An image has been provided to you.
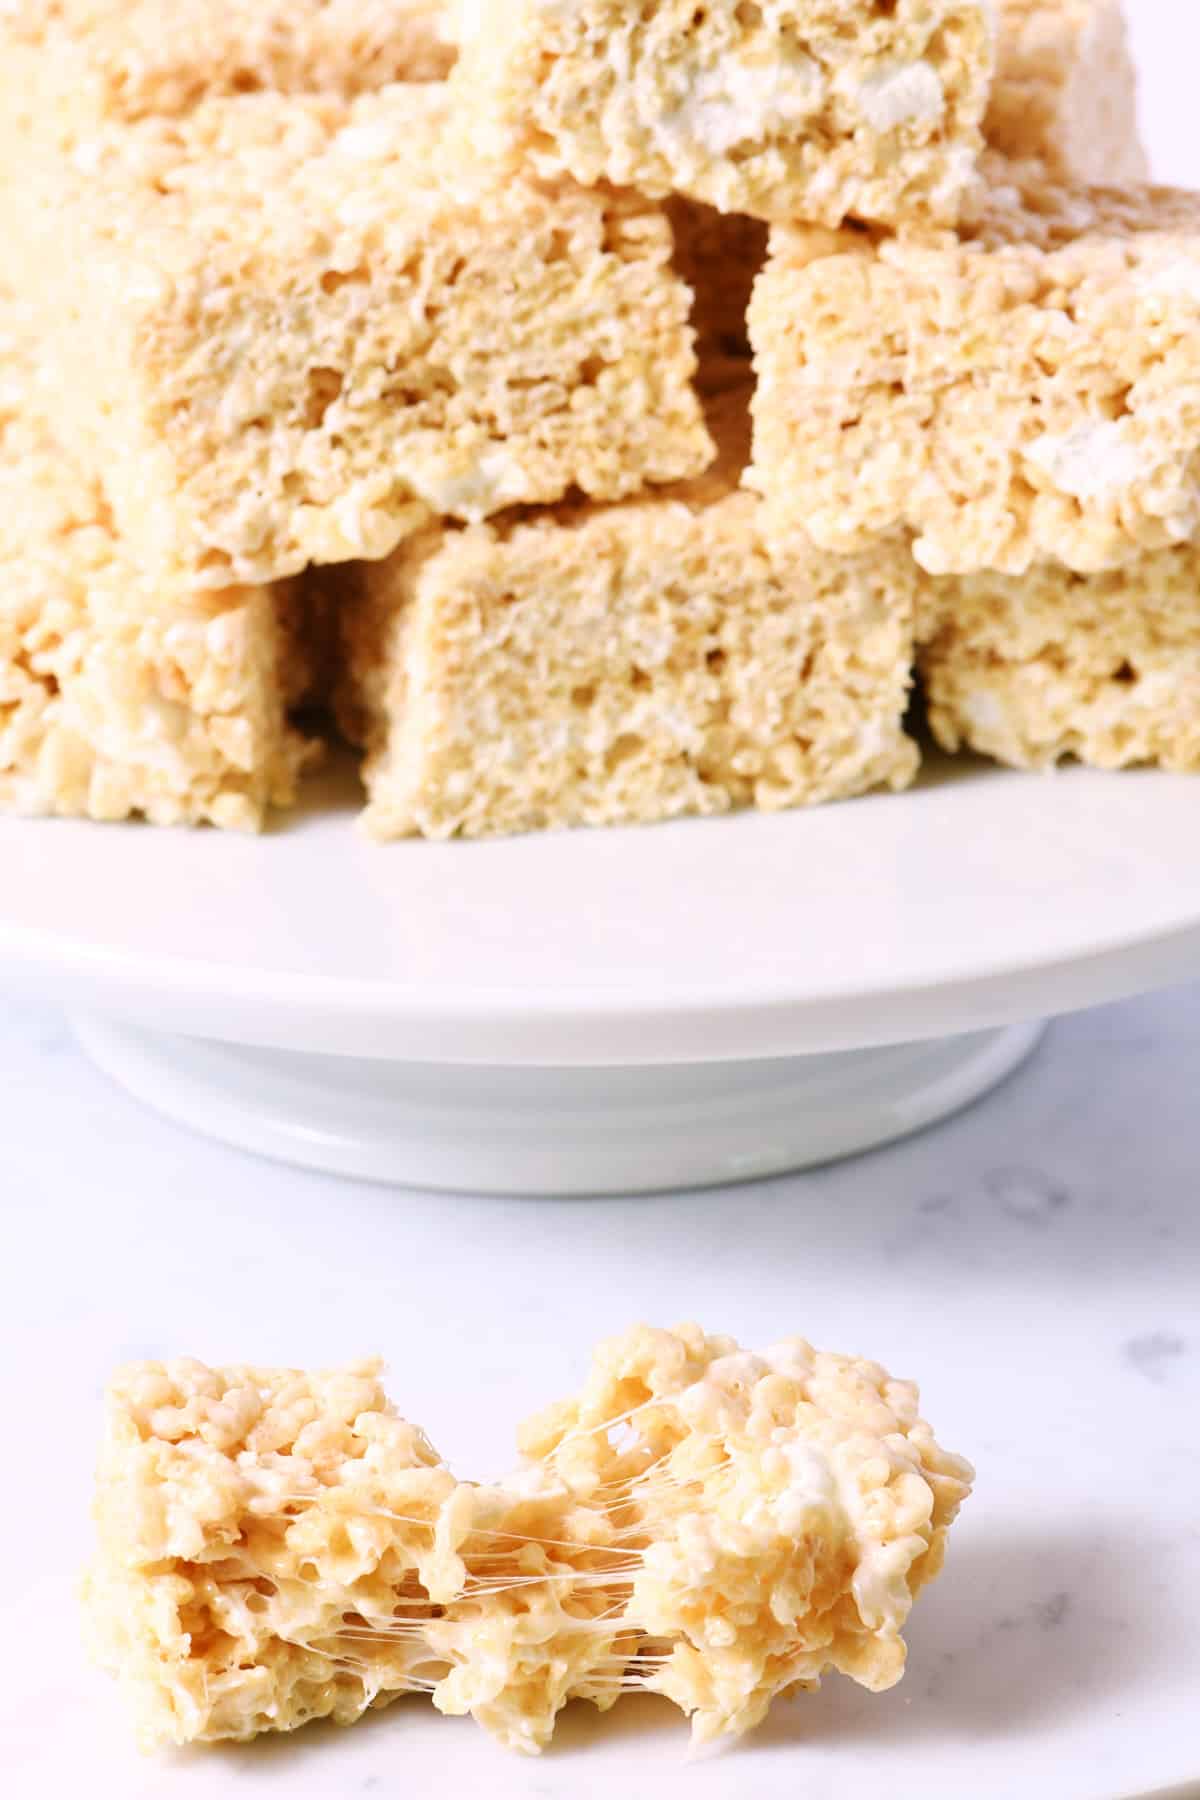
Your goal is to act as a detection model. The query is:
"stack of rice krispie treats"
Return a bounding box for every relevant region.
[2,0,1188,841]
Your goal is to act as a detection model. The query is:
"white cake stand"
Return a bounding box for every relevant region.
[4,754,1199,1194]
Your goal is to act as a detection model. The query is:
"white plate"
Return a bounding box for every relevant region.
[2,754,1198,1193]
[2,754,1199,1064]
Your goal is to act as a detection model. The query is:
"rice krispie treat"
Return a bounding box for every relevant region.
[0,319,314,831]
[517,1324,975,1744]
[659,2,1143,363]
[987,0,1147,184]
[0,83,709,589]
[85,1331,973,1754]
[2,1,453,133]
[427,1322,975,1748]
[749,168,1200,576]
[84,1354,645,1755]
[419,1475,649,1754]
[447,0,996,228]
[920,548,1200,772]
[338,386,918,841]
[82,1358,471,1746]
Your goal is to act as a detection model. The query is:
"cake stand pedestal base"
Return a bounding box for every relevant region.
[74,1014,1044,1196]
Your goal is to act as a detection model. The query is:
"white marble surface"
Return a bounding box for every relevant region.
[1,984,1198,1800]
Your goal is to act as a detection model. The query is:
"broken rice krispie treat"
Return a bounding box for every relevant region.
[448,0,996,228]
[0,82,710,588]
[338,385,918,840]
[749,168,1200,576]
[84,1328,973,1754]
[986,0,1147,184]
[516,1324,975,1744]
[82,1358,469,1745]
[920,546,1200,773]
